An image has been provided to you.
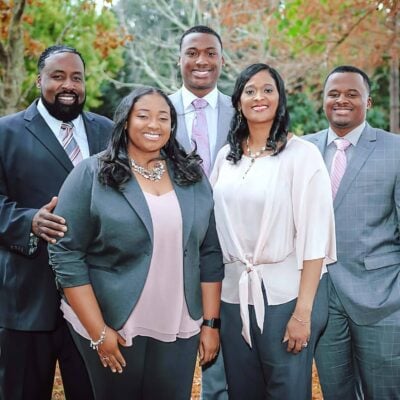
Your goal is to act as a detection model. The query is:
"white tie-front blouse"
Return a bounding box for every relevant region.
[210,135,336,345]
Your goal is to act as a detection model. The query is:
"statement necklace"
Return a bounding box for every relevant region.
[242,137,268,179]
[246,136,268,160]
[130,158,166,181]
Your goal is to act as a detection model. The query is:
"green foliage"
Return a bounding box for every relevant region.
[366,107,389,130]
[367,64,391,131]
[21,0,125,110]
[287,92,327,135]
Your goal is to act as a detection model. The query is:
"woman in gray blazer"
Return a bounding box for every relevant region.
[48,86,223,400]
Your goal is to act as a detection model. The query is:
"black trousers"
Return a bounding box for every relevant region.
[0,317,93,400]
[70,328,199,400]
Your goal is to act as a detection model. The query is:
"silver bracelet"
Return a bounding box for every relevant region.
[291,314,310,325]
[90,325,107,350]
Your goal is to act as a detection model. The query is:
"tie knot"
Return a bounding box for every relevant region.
[192,98,208,110]
[61,122,74,130]
[334,138,351,151]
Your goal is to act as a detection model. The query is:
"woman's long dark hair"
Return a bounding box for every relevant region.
[98,86,202,189]
[227,63,290,163]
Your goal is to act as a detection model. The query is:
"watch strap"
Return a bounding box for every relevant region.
[202,318,221,329]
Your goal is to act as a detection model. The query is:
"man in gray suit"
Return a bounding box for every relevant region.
[304,65,400,400]
[170,25,233,400]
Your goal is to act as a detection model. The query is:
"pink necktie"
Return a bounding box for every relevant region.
[330,138,351,199]
[60,122,83,166]
[192,98,211,176]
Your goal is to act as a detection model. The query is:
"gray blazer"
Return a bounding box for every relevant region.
[304,123,400,325]
[169,89,234,168]
[48,156,223,330]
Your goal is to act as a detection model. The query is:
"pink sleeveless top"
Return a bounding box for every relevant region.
[62,190,202,346]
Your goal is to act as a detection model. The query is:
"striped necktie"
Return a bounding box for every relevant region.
[192,98,211,177]
[60,122,83,166]
[330,138,351,199]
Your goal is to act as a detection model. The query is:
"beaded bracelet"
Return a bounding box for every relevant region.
[90,325,107,350]
[291,314,310,325]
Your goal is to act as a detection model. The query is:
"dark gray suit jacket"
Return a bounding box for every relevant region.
[0,100,113,330]
[169,89,234,168]
[304,124,400,324]
[48,156,223,330]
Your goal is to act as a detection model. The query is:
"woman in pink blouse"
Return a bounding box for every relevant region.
[49,87,223,399]
[210,63,336,399]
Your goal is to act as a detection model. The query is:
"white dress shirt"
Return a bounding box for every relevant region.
[324,122,366,172]
[181,85,219,160]
[37,99,90,159]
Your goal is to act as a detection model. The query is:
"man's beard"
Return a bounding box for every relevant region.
[41,93,85,122]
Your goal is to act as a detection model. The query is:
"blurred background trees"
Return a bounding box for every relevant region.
[0,0,127,114]
[1,0,398,134]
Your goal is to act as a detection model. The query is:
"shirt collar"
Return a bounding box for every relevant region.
[181,86,219,111]
[37,98,83,132]
[327,121,366,147]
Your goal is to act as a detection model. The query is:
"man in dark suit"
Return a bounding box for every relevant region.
[170,25,233,400]
[304,65,400,400]
[0,45,113,400]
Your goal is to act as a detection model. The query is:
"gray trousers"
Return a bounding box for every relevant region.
[201,348,228,400]
[221,274,328,400]
[70,327,199,400]
[315,275,400,400]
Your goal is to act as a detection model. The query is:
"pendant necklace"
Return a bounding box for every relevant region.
[130,158,166,181]
[242,137,268,179]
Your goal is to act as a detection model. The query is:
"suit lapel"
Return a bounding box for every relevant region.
[83,113,102,155]
[214,93,232,164]
[24,102,73,173]
[173,90,191,152]
[121,177,154,242]
[170,163,194,249]
[174,184,194,250]
[121,162,194,249]
[309,130,328,156]
[334,126,376,209]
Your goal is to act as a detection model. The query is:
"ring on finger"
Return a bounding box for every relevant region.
[301,342,308,348]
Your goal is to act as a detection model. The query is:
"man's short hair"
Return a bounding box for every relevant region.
[179,25,223,51]
[324,65,371,94]
[37,45,85,73]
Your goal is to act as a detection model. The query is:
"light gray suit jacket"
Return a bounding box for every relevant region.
[169,89,234,168]
[48,155,223,330]
[304,123,400,325]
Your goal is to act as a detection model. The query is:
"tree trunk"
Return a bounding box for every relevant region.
[389,9,399,133]
[0,0,26,116]
[390,54,399,134]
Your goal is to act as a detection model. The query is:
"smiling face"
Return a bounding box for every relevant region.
[37,51,86,121]
[179,32,224,97]
[126,93,172,162]
[239,69,279,127]
[324,72,371,137]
